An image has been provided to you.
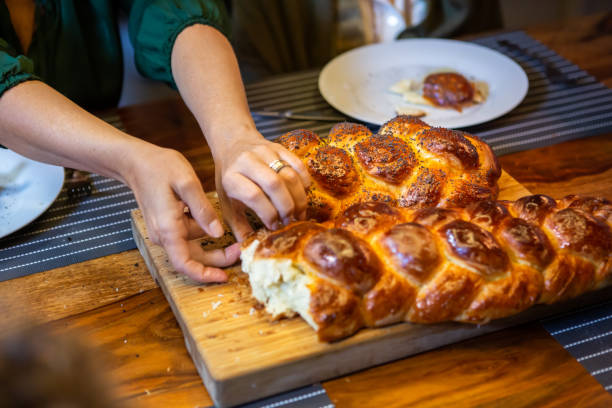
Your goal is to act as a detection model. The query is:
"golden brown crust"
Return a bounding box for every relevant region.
[466,200,510,229]
[418,127,479,170]
[334,201,404,236]
[439,220,509,278]
[363,273,415,327]
[354,133,416,185]
[280,116,501,220]
[303,228,382,295]
[245,116,612,341]
[309,281,364,342]
[256,222,324,258]
[277,129,322,157]
[242,194,612,342]
[546,208,611,262]
[328,122,372,146]
[308,145,359,198]
[379,115,430,137]
[512,194,557,225]
[380,223,440,284]
[410,265,482,323]
[399,168,446,208]
[499,218,555,269]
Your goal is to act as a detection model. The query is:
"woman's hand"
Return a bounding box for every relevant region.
[125,145,240,282]
[170,24,310,241]
[215,132,311,242]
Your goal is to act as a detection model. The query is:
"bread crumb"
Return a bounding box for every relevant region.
[202,311,209,318]
[233,313,239,318]
[249,307,256,315]
[211,301,222,310]
[395,106,426,117]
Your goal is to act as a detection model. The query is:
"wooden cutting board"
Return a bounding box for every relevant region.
[130,171,610,407]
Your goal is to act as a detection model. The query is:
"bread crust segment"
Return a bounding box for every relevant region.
[241,195,612,342]
[278,116,501,222]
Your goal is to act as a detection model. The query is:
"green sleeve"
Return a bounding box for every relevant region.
[127,0,231,89]
[0,38,39,98]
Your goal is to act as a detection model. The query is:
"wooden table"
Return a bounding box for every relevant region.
[1,12,611,408]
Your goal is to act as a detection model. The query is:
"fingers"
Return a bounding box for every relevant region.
[239,156,297,224]
[189,241,241,268]
[184,217,206,240]
[222,200,255,242]
[277,165,308,221]
[224,172,281,230]
[276,148,311,189]
[174,175,224,238]
[161,231,240,283]
[131,147,236,283]
[227,149,309,225]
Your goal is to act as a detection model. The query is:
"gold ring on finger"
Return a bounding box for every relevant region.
[269,159,289,173]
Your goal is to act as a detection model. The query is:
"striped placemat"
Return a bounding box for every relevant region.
[0,29,610,402]
[0,170,138,282]
[3,30,610,281]
[542,301,612,393]
[247,31,612,157]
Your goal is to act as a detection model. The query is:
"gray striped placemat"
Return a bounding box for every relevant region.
[0,29,610,402]
[542,301,612,393]
[3,30,610,281]
[247,31,612,157]
[0,171,138,282]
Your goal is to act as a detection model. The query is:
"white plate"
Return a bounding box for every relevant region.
[318,38,529,128]
[0,149,64,239]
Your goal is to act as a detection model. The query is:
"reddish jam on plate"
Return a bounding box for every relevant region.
[422,72,474,111]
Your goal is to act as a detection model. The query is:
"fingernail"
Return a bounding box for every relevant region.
[209,220,224,238]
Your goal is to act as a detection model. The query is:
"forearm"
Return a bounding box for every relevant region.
[171,24,258,158]
[0,80,148,184]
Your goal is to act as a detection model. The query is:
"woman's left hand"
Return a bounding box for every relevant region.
[214,132,311,242]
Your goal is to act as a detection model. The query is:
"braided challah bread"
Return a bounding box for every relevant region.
[277,115,501,221]
[241,194,612,342]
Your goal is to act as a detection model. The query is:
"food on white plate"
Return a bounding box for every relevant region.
[390,72,489,112]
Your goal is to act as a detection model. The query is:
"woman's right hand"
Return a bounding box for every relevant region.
[124,145,240,283]
[213,131,311,242]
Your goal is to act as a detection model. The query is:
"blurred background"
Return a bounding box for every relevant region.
[118,0,612,107]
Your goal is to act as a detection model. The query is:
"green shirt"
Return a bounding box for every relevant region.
[0,0,230,110]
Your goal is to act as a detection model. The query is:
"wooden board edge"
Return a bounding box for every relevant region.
[130,211,158,286]
[130,210,222,402]
[210,285,612,406]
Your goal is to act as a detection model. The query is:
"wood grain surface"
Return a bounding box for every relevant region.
[0,12,611,408]
[129,175,545,407]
